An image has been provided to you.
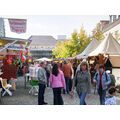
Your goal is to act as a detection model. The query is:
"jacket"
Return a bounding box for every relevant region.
[62,64,72,78]
[49,70,66,89]
[73,70,91,94]
[94,72,111,90]
[37,67,47,85]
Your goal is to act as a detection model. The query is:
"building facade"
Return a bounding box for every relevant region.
[57,35,67,41]
[28,35,57,58]
[99,15,120,39]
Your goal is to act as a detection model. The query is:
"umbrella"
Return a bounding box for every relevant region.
[35,57,52,62]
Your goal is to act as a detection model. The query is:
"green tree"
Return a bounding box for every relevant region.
[67,27,91,57]
[52,26,91,59]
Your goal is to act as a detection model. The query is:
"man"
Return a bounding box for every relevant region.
[94,65,111,105]
[38,61,48,105]
[62,61,72,94]
[44,62,50,87]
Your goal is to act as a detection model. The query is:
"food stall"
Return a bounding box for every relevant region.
[0,37,32,90]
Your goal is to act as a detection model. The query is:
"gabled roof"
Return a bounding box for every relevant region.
[102,18,120,33]
[89,33,120,56]
[29,35,57,46]
[75,39,99,58]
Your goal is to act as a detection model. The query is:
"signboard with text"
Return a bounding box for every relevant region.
[8,19,27,34]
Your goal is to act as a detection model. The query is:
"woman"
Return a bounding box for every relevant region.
[49,63,66,105]
[72,61,91,105]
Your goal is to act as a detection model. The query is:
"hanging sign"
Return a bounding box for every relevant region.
[8,19,27,34]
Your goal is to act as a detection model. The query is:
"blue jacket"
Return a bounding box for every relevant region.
[94,72,111,90]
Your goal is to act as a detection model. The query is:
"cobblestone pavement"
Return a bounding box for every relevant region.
[0,77,120,105]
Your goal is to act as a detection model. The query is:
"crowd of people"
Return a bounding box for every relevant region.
[34,60,117,105]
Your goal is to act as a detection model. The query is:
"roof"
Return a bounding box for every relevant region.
[102,18,120,33]
[89,33,120,56]
[0,37,32,48]
[75,39,99,58]
[29,35,57,46]
[0,37,30,42]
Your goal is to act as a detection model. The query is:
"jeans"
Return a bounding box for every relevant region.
[79,92,87,105]
[98,88,106,105]
[53,88,63,105]
[69,78,73,91]
[65,77,70,93]
[38,83,46,105]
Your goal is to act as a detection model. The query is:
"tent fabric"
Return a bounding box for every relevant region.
[89,33,120,56]
[75,39,99,58]
[109,56,120,68]
[35,57,52,62]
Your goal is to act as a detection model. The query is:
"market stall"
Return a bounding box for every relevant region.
[88,33,120,85]
[76,39,100,59]
[0,37,32,91]
[35,57,52,62]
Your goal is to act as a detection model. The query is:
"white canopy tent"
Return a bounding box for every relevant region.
[35,57,52,62]
[75,39,99,59]
[89,33,120,56]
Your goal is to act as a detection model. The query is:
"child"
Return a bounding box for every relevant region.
[105,87,117,105]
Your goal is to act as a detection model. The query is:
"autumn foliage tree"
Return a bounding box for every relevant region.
[52,26,91,59]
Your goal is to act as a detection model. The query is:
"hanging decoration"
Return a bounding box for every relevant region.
[7,57,12,65]
[4,43,27,65]
[19,42,26,63]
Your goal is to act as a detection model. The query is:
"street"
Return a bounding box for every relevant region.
[0,77,120,105]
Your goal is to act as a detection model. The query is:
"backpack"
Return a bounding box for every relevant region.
[95,72,108,82]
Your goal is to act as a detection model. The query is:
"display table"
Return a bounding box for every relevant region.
[24,66,40,89]
[24,73,30,89]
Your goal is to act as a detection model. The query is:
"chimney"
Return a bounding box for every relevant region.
[109,15,112,23]
[100,20,109,28]
[113,15,117,22]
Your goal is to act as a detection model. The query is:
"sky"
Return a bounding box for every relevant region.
[1,15,109,39]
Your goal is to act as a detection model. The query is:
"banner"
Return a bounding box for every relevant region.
[0,18,5,37]
[8,19,27,34]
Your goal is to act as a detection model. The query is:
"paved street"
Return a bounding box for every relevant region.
[0,77,120,105]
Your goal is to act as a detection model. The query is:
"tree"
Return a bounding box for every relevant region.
[52,26,91,59]
[92,23,104,41]
[67,27,91,57]
[52,40,66,59]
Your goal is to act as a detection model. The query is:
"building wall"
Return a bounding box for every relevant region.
[30,49,52,58]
